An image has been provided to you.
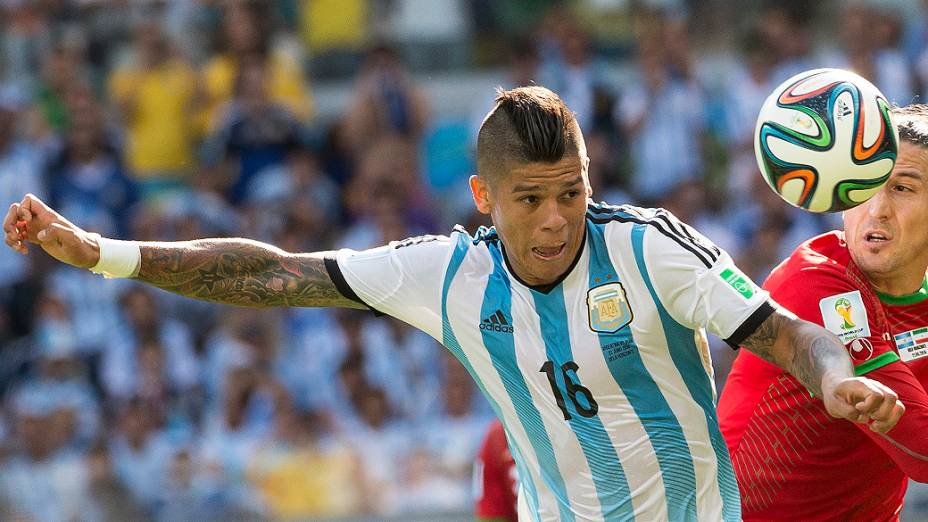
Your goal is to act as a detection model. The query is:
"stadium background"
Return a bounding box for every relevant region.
[0,0,927,520]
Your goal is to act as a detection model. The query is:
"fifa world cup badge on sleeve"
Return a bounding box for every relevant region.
[587,282,632,333]
[819,291,871,343]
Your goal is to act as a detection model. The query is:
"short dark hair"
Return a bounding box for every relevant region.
[893,104,928,148]
[476,86,584,184]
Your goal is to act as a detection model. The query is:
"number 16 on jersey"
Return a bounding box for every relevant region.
[541,360,599,420]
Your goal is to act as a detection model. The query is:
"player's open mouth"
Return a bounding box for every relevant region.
[864,231,891,244]
[532,244,565,260]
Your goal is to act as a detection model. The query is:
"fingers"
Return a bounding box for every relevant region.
[11,194,46,233]
[2,203,26,238]
[828,400,865,423]
[16,194,37,225]
[4,235,27,254]
[20,193,42,221]
[5,222,73,258]
[827,377,905,429]
[863,385,899,418]
[4,194,53,255]
[869,401,906,434]
[3,203,28,254]
[846,379,904,433]
[2,203,17,234]
[17,201,31,225]
[854,390,885,416]
[857,381,903,433]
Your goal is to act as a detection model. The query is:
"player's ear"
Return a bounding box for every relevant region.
[582,156,593,199]
[470,175,492,215]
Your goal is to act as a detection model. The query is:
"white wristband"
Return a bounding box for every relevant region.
[88,233,141,279]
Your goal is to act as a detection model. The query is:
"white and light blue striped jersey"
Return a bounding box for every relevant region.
[328,202,775,522]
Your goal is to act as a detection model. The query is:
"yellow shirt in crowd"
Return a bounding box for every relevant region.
[301,0,368,52]
[251,445,361,518]
[108,59,197,178]
[198,52,314,135]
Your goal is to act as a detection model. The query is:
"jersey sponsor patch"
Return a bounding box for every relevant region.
[719,267,756,300]
[819,290,871,343]
[894,326,928,362]
[587,282,632,333]
[847,337,874,362]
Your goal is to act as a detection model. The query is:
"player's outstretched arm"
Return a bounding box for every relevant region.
[3,194,366,309]
[742,307,905,433]
[135,241,365,308]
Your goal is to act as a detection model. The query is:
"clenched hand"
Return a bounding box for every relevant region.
[3,193,100,268]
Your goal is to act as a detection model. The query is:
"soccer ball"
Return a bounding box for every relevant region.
[754,68,899,213]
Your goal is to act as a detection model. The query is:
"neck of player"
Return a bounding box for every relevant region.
[868,268,928,298]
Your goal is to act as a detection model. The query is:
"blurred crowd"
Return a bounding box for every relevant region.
[0,0,927,520]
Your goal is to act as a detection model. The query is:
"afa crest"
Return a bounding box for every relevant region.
[587,282,633,333]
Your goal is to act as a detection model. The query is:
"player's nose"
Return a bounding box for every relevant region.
[539,201,568,232]
[865,189,892,220]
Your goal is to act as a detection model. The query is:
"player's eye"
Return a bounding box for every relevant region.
[562,190,581,200]
[520,195,539,205]
[892,184,913,193]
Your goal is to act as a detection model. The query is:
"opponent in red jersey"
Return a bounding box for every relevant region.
[474,420,517,522]
[719,105,928,522]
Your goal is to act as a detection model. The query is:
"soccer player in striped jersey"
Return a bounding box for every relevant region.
[718,104,928,521]
[4,86,904,521]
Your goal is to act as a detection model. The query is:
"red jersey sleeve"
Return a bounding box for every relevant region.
[851,361,928,482]
[474,421,518,522]
[720,254,900,453]
[765,263,900,375]
[767,255,928,482]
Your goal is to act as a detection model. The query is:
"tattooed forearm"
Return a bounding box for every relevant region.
[133,239,365,309]
[799,335,855,396]
[739,310,786,365]
[742,309,854,396]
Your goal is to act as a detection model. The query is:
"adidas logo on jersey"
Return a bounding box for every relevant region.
[479,309,514,334]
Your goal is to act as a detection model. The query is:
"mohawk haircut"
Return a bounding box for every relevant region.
[476,86,584,184]
[893,104,928,148]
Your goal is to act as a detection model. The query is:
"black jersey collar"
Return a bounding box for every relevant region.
[500,229,587,295]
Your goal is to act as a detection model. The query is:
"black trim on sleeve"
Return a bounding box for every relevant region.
[724,301,776,349]
[323,253,384,316]
[587,206,716,269]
